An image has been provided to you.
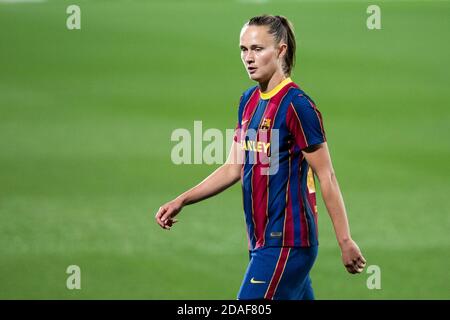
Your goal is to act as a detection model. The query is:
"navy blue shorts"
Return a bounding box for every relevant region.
[237,246,318,300]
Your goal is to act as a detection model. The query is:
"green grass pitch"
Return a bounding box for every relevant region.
[0,0,449,299]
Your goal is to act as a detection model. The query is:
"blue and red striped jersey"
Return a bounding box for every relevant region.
[233,78,326,250]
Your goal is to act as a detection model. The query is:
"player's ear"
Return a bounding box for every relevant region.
[278,42,288,58]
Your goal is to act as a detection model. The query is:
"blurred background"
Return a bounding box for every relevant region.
[0,0,449,299]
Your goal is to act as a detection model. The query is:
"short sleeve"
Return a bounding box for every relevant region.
[286,93,326,150]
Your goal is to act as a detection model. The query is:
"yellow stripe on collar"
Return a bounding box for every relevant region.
[259,77,293,100]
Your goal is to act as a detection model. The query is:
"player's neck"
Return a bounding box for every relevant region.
[258,73,288,94]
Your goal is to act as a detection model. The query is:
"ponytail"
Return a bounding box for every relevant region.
[246,15,297,76]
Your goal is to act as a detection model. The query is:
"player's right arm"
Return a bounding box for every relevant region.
[155,140,243,230]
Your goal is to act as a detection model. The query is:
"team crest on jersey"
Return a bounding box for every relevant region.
[259,118,271,130]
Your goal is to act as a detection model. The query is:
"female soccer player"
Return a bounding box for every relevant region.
[155,15,366,300]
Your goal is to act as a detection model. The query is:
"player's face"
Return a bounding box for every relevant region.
[240,25,282,83]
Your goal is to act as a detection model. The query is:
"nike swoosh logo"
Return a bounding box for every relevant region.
[250,277,266,284]
[241,119,249,125]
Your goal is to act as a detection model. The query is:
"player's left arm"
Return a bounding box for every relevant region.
[286,93,366,274]
[302,143,366,274]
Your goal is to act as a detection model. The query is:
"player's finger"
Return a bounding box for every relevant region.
[348,259,361,274]
[161,209,175,224]
[359,255,367,265]
[353,265,364,273]
[353,258,365,273]
[155,207,167,228]
[155,208,165,227]
[356,262,365,270]
[357,257,366,269]
[158,219,166,228]
[345,262,356,274]
[164,218,179,230]
[155,206,165,220]
[163,223,172,230]
[347,266,357,274]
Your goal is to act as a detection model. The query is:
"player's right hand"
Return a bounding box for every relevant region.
[155,199,183,230]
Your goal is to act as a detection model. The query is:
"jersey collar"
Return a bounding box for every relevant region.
[259,77,293,100]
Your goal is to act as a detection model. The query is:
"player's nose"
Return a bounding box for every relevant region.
[244,51,255,63]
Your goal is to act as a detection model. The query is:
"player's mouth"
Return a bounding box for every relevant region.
[247,67,257,74]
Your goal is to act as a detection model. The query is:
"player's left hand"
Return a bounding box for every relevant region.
[340,239,366,274]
